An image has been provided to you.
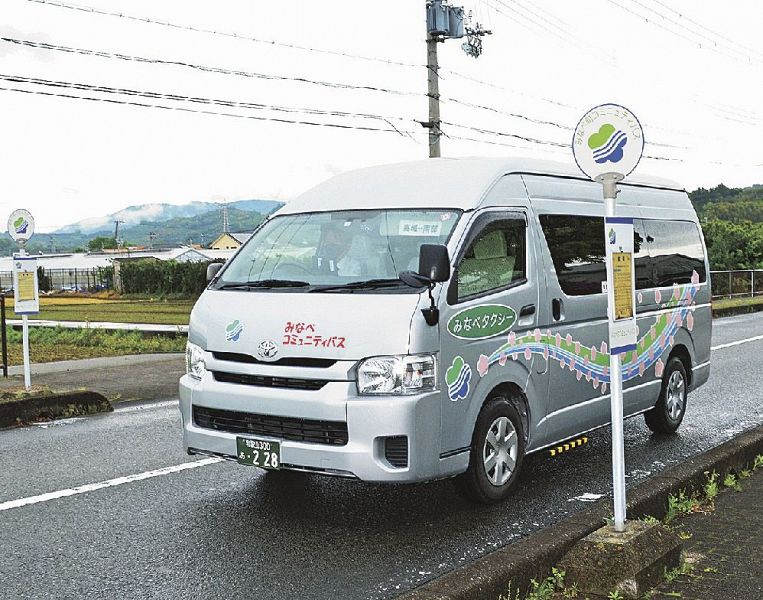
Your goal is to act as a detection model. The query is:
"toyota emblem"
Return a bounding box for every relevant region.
[257,340,279,361]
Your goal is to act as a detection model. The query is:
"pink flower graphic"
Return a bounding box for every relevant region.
[477,354,489,377]
[575,341,581,353]
[576,369,582,381]
[498,353,507,366]
[508,331,516,345]
[669,335,675,346]
[570,360,576,371]
[602,383,608,394]
[603,366,609,376]
[560,358,566,369]
[655,358,665,377]
[600,341,608,354]
[534,328,542,342]
[691,270,700,285]
[639,362,645,376]
[543,347,549,360]
[676,314,683,327]
[584,356,590,366]
[673,286,681,301]
[655,289,662,303]
[591,346,597,360]
[650,325,656,341]
[593,377,599,389]
[649,347,655,360]
[586,371,591,382]
[555,333,562,346]
[566,334,573,346]
[524,348,532,360]
[687,312,694,331]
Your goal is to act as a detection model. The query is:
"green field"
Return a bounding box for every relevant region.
[3,297,194,325]
[4,327,185,366]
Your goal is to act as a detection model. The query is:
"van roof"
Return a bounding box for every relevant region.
[278,157,684,215]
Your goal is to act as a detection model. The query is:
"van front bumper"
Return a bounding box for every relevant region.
[179,374,466,483]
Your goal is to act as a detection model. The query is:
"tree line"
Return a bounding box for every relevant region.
[690,184,763,271]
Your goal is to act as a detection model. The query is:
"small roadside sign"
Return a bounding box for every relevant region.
[13,256,40,315]
[7,209,35,244]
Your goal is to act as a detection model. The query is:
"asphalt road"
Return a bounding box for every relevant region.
[2,313,763,600]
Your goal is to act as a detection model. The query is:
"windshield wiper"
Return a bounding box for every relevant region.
[217,279,310,290]
[309,278,407,293]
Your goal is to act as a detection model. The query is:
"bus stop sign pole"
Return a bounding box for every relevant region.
[572,105,644,533]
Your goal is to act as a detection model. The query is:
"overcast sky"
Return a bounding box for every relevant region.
[1,0,762,232]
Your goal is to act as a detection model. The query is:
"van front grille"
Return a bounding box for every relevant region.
[193,406,349,446]
[212,371,328,391]
[211,352,337,368]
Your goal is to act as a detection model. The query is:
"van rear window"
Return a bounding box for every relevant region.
[539,215,706,296]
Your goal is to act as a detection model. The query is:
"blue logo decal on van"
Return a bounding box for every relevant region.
[608,227,616,244]
[225,319,243,342]
[446,356,472,401]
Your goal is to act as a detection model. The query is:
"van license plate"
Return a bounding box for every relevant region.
[236,437,281,470]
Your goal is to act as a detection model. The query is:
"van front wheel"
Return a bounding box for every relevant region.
[644,357,688,434]
[454,396,525,504]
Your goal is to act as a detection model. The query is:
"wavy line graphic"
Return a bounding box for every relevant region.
[476,272,702,393]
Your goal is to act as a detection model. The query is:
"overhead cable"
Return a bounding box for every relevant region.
[25,0,421,68]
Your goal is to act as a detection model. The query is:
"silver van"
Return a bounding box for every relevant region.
[179,158,711,503]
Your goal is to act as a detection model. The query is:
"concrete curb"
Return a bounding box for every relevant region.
[0,391,112,428]
[397,424,763,600]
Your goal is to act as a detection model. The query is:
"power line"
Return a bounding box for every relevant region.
[0,73,413,132]
[648,0,763,61]
[0,36,423,98]
[25,0,421,68]
[604,0,762,66]
[0,83,416,136]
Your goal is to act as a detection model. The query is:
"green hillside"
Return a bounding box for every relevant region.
[689,184,763,270]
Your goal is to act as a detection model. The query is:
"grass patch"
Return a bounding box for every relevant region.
[3,296,194,325]
[3,326,185,365]
[712,295,763,310]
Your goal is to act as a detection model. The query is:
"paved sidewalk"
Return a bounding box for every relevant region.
[651,464,763,599]
[0,353,185,403]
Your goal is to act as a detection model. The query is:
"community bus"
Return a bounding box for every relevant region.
[179,158,711,503]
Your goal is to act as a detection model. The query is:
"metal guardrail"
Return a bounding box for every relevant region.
[710,269,763,300]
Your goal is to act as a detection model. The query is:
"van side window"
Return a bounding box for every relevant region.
[539,215,605,296]
[456,219,526,301]
[643,220,707,286]
[633,218,652,290]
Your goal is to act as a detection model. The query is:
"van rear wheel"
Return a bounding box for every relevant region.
[454,396,525,504]
[644,356,688,434]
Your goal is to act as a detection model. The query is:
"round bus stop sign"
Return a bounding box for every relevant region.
[7,209,35,244]
[572,103,644,182]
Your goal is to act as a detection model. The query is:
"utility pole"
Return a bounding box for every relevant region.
[426,33,442,158]
[148,231,156,250]
[423,1,491,158]
[113,219,124,246]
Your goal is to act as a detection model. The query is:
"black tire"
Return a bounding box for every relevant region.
[454,396,525,504]
[644,356,688,434]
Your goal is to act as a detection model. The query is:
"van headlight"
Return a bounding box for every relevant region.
[186,342,207,380]
[357,354,436,395]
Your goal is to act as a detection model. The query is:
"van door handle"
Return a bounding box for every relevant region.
[552,298,563,321]
[519,304,535,317]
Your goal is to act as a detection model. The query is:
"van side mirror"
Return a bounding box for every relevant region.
[206,262,223,282]
[399,244,451,326]
[419,244,450,282]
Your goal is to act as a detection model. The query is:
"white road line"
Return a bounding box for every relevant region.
[0,457,223,512]
[711,333,763,351]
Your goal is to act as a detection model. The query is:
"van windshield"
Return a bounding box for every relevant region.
[214,209,461,292]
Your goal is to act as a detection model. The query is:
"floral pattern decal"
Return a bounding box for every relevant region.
[475,271,702,393]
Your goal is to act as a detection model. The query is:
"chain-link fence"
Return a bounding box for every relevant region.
[0,267,114,293]
[710,270,763,300]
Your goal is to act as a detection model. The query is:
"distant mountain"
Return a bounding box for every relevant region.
[55,199,284,234]
[1,199,284,255]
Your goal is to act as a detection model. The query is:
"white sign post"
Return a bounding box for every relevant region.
[573,104,644,533]
[8,209,38,390]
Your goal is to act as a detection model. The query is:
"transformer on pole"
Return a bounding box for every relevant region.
[423,1,492,158]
